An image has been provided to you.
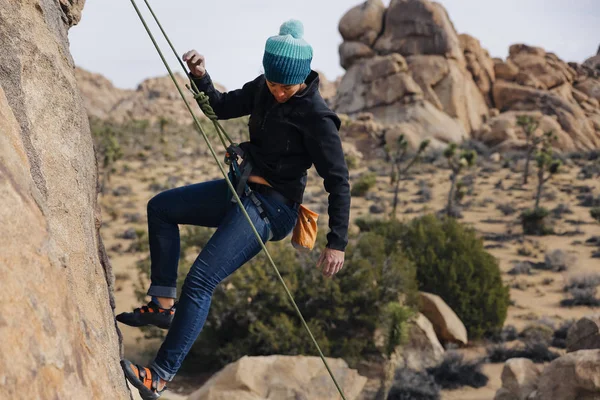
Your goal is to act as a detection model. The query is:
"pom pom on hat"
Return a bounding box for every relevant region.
[279,19,304,39]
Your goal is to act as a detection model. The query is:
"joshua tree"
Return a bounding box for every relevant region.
[387,135,430,218]
[521,132,560,235]
[517,115,545,185]
[533,133,561,209]
[444,143,476,216]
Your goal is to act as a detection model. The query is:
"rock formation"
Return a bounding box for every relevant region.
[478,44,600,151]
[335,0,600,152]
[335,0,489,148]
[0,0,129,398]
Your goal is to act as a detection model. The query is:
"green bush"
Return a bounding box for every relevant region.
[351,172,377,196]
[591,207,600,223]
[179,231,418,372]
[521,207,553,235]
[361,215,509,339]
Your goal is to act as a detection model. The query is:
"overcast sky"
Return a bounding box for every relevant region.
[69,0,600,91]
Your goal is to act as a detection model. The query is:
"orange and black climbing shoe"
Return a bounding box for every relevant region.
[116,301,175,329]
[121,359,166,400]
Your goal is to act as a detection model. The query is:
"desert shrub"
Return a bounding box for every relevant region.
[387,368,440,400]
[560,287,600,307]
[563,274,600,292]
[426,352,488,390]
[578,194,600,207]
[415,180,432,203]
[508,262,532,275]
[486,325,518,344]
[487,338,560,363]
[179,230,419,372]
[519,323,554,345]
[544,249,576,272]
[521,207,553,235]
[497,202,517,216]
[552,203,573,218]
[394,215,509,338]
[351,172,377,196]
[552,320,575,348]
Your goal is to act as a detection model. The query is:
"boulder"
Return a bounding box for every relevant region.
[373,0,465,64]
[508,44,576,90]
[494,59,520,81]
[583,48,600,73]
[338,0,385,46]
[339,41,376,70]
[535,350,600,400]
[567,315,600,353]
[418,292,468,345]
[187,355,367,400]
[0,0,128,398]
[575,77,600,103]
[334,55,422,116]
[396,313,445,371]
[494,358,540,400]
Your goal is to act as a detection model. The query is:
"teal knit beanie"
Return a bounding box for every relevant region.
[263,20,313,85]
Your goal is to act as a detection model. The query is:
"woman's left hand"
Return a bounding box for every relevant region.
[317,248,345,278]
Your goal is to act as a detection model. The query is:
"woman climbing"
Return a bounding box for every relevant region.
[117,19,350,399]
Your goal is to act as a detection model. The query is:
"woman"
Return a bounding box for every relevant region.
[118,19,350,399]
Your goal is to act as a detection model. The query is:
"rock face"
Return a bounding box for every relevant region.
[459,33,495,106]
[187,355,367,400]
[0,0,128,398]
[534,350,600,400]
[475,44,600,151]
[418,292,468,345]
[494,358,540,400]
[567,314,600,353]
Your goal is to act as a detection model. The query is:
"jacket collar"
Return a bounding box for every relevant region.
[294,70,319,99]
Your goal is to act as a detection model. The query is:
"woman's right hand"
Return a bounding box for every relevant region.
[182,50,206,78]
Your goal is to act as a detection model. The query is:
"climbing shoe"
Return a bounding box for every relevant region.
[116,301,175,329]
[121,359,166,400]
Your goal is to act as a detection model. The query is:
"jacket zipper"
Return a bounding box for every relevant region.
[261,103,279,131]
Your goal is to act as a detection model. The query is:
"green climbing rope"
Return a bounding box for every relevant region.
[128,1,348,399]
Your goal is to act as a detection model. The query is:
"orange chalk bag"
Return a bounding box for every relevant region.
[291,205,319,251]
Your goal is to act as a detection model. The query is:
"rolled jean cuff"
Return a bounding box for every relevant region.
[149,360,175,382]
[147,285,177,299]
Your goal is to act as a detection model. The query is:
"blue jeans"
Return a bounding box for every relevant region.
[144,179,298,381]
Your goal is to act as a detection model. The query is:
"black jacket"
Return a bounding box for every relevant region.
[191,70,350,251]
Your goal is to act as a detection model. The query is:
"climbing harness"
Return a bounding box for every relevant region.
[127,1,348,398]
